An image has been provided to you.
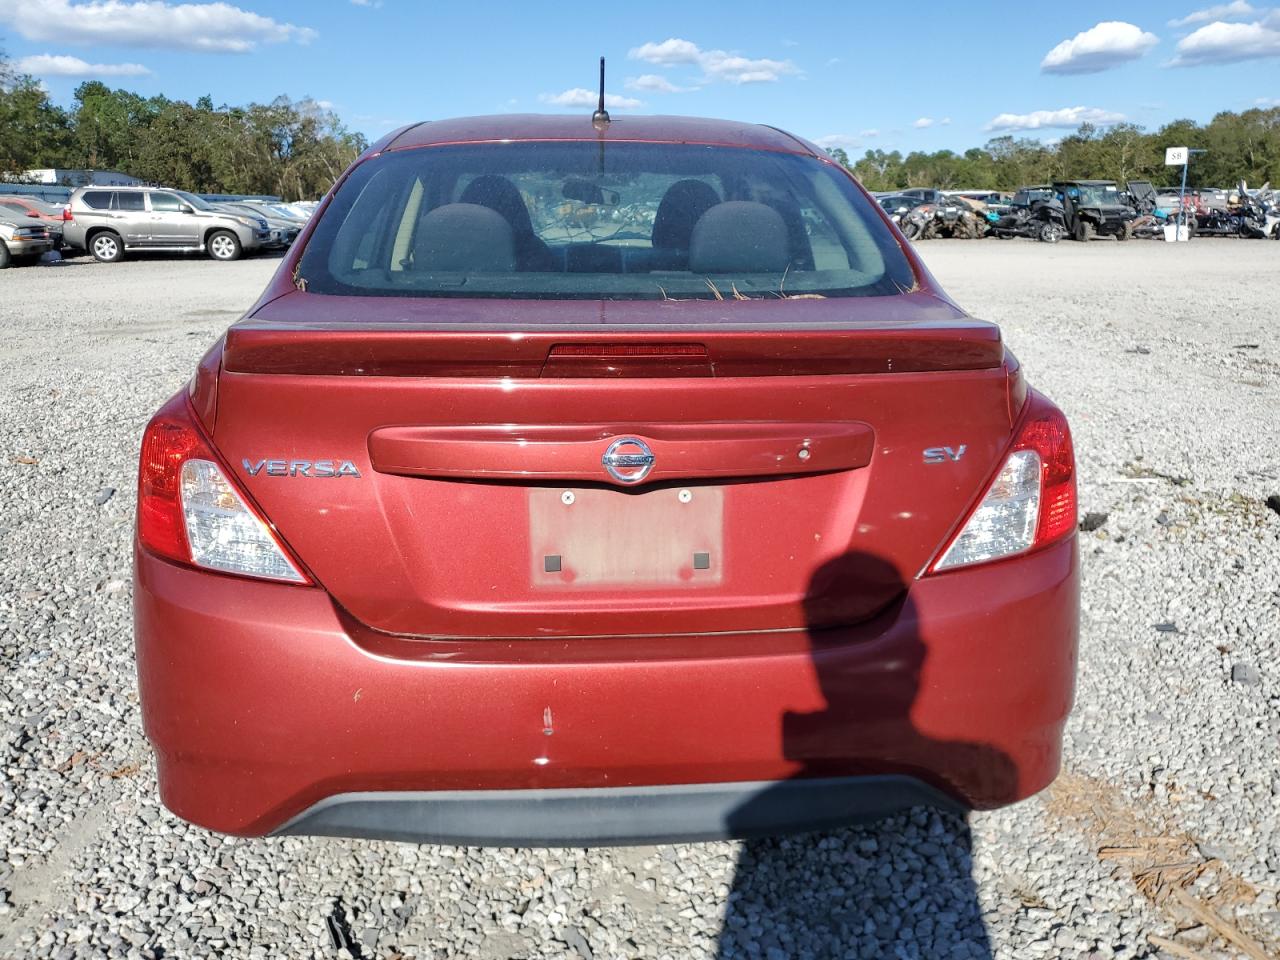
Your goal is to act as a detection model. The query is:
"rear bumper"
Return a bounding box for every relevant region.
[276,777,963,846]
[134,537,1078,844]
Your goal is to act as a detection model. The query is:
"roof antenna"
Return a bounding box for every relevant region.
[592,56,611,129]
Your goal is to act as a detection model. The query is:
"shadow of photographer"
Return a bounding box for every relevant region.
[717,551,1017,959]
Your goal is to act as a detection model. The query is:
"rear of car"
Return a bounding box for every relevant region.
[134,116,1078,845]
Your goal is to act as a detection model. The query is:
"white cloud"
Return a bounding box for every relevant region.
[629,38,703,65]
[860,128,880,137]
[625,74,689,93]
[350,0,382,5]
[985,106,1127,131]
[1041,21,1158,74]
[912,117,936,128]
[13,52,150,76]
[812,134,861,151]
[628,37,798,84]
[1255,95,1280,105]
[1169,14,1280,65]
[538,88,643,110]
[1168,2,1255,27]
[314,99,334,109]
[0,0,317,53]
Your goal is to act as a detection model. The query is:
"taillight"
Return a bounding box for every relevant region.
[61,205,73,221]
[137,395,309,584]
[930,391,1076,572]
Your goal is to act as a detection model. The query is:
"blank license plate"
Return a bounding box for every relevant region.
[529,486,723,586]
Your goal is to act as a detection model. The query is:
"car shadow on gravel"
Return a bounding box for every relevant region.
[717,554,1012,960]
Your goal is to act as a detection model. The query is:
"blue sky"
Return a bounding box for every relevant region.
[2,0,1278,155]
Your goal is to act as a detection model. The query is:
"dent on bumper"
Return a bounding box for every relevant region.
[134,538,1079,840]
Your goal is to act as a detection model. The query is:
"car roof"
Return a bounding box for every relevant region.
[373,114,821,156]
[74,185,156,193]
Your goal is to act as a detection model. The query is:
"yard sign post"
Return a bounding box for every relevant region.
[1165,146,1207,239]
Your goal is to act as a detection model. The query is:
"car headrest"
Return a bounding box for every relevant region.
[652,179,721,251]
[459,175,536,237]
[689,201,790,274]
[413,203,515,272]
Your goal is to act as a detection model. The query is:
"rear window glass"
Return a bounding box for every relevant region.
[299,142,914,301]
[115,192,146,211]
[81,191,111,210]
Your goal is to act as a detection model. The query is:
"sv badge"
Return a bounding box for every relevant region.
[923,445,967,464]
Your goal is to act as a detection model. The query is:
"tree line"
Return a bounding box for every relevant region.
[827,107,1280,193]
[0,52,367,200]
[4,49,1279,198]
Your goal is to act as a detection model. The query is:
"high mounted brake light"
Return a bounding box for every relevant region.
[930,391,1076,572]
[138,395,310,584]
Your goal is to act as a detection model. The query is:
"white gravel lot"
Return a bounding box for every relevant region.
[0,240,1277,960]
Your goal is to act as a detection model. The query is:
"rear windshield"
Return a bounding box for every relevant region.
[298,142,914,301]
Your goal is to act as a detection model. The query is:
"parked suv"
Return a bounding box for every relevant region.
[134,113,1079,846]
[63,186,269,262]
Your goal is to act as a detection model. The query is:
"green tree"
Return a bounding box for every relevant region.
[0,51,73,171]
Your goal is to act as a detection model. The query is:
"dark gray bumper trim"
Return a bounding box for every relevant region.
[272,776,965,847]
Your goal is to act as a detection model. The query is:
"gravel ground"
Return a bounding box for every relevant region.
[1,241,1277,960]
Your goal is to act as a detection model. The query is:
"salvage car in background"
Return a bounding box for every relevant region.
[0,217,53,267]
[0,195,68,251]
[877,193,930,226]
[63,186,270,262]
[134,112,1079,847]
[212,201,304,250]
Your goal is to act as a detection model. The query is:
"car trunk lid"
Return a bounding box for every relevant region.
[210,291,1017,639]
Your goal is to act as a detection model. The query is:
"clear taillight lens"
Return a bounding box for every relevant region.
[934,451,1041,570]
[930,391,1076,573]
[138,394,309,585]
[180,459,306,582]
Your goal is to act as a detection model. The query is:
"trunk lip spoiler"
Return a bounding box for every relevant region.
[222,294,1004,377]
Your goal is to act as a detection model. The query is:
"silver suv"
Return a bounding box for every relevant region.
[63,186,270,262]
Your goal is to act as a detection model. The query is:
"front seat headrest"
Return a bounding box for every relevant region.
[689,201,790,274]
[652,179,721,250]
[459,175,537,237]
[413,203,515,272]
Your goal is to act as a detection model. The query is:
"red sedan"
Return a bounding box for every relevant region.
[134,113,1078,845]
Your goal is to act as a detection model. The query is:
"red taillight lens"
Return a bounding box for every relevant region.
[61,205,73,221]
[1016,404,1076,546]
[138,400,209,563]
[137,394,310,584]
[930,391,1076,573]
